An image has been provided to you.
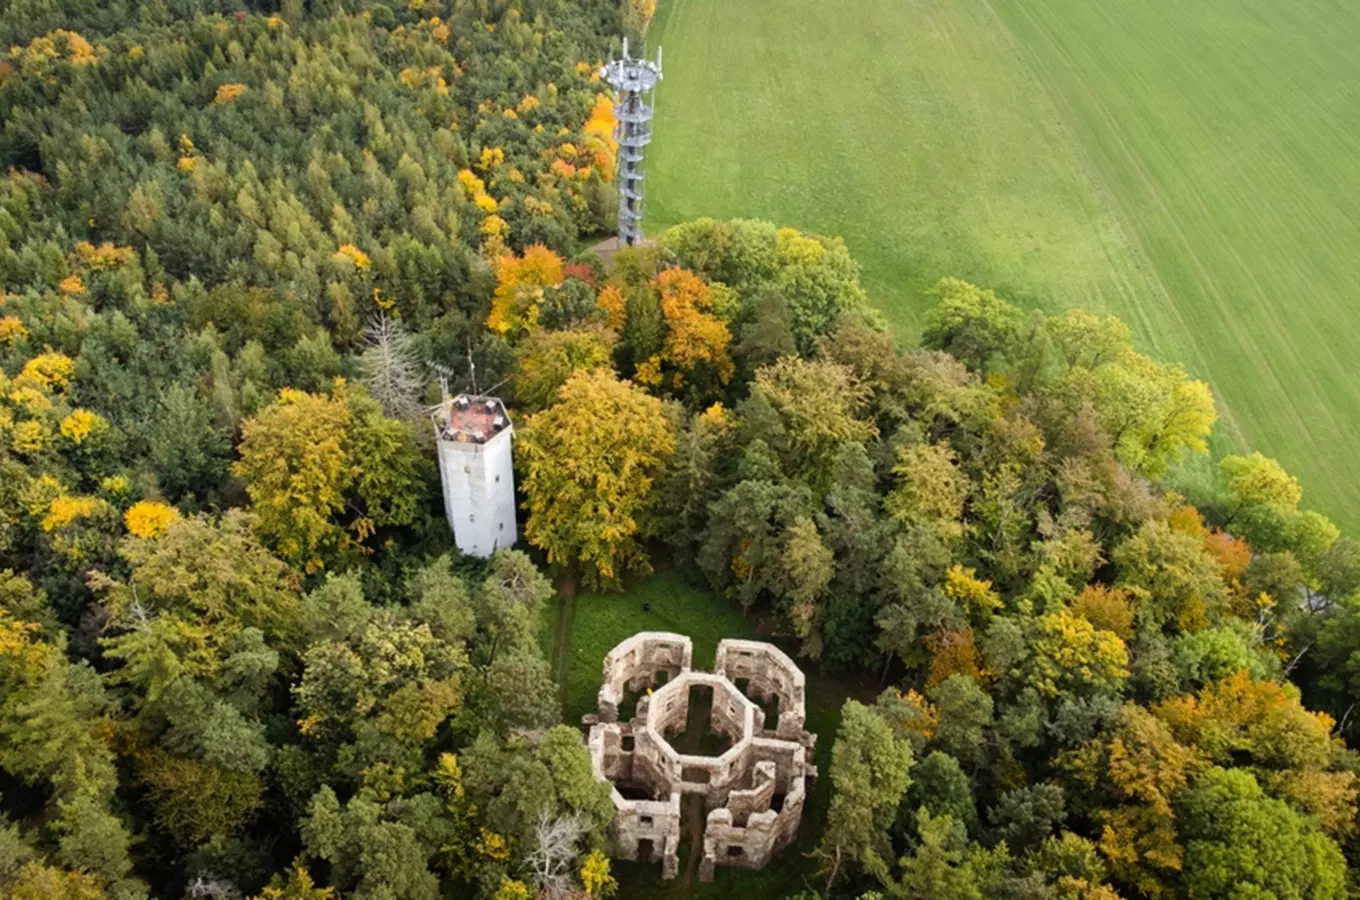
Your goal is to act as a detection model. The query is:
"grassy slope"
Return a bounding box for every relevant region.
[646,0,1360,533]
[544,571,870,897]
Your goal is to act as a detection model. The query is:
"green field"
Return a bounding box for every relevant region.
[646,0,1360,534]
[543,572,872,895]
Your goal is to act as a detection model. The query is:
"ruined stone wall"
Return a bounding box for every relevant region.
[596,632,692,723]
[631,712,680,794]
[715,639,809,742]
[586,633,816,882]
[726,760,777,826]
[642,678,692,739]
[588,721,682,878]
[610,793,682,880]
[708,676,753,745]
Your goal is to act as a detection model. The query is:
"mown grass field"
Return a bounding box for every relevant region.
[646,0,1360,534]
[542,571,873,896]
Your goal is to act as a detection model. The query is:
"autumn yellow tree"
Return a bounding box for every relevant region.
[1072,584,1135,641]
[1220,451,1302,518]
[943,563,1002,621]
[1057,347,1216,477]
[1063,705,1207,897]
[232,384,423,570]
[926,626,983,688]
[622,0,658,36]
[517,369,674,588]
[512,326,616,411]
[635,267,734,399]
[886,441,969,539]
[234,388,352,569]
[581,93,618,182]
[1029,609,1130,698]
[487,245,565,336]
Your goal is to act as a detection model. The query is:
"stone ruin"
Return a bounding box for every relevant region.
[582,632,817,881]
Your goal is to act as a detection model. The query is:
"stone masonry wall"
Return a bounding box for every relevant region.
[595,631,692,724]
[585,634,817,882]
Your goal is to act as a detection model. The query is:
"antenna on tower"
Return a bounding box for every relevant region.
[466,339,479,396]
[429,362,460,410]
[600,37,663,246]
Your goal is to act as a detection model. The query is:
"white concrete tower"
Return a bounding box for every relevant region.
[431,394,517,558]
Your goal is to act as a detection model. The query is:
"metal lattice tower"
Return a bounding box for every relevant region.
[600,38,663,246]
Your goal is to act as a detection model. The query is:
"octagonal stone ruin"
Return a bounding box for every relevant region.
[583,632,817,882]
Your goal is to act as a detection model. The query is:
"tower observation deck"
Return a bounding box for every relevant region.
[600,38,662,247]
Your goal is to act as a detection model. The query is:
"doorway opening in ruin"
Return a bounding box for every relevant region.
[637,838,654,864]
[618,670,671,722]
[733,677,780,729]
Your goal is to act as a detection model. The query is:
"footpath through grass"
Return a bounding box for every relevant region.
[544,570,870,898]
[647,0,1360,533]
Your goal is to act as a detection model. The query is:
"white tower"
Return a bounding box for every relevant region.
[432,394,517,558]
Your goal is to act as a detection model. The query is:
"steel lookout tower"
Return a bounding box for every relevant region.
[600,38,663,246]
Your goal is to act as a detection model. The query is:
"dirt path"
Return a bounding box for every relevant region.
[680,793,704,886]
[549,573,578,708]
[673,686,715,886]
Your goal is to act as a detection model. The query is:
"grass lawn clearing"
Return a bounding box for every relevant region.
[544,570,874,897]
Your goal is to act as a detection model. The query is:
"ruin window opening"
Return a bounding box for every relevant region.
[616,782,653,801]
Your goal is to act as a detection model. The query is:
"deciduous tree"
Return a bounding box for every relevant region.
[234,385,423,570]
[1178,768,1346,900]
[743,356,876,489]
[518,369,675,588]
[815,701,915,889]
[921,278,1026,373]
[487,246,565,336]
[512,326,615,412]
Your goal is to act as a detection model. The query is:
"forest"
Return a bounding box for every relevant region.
[2,2,1360,900]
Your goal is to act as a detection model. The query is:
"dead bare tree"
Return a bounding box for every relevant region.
[360,313,425,421]
[525,812,585,900]
[187,875,241,899]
